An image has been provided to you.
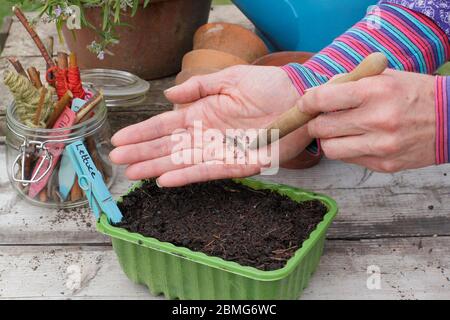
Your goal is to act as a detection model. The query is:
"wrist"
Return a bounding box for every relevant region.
[435,76,450,164]
[282,64,327,96]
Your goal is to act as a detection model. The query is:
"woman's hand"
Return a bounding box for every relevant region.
[109,65,313,187]
[299,69,436,172]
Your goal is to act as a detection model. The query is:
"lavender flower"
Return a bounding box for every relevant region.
[97,51,105,60]
[54,5,62,17]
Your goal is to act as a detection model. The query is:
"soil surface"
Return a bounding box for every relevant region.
[116,180,328,271]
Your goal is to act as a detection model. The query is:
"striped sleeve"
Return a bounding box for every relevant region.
[379,0,450,38]
[282,3,450,155]
[435,76,450,164]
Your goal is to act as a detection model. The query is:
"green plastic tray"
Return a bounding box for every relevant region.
[97,178,338,300]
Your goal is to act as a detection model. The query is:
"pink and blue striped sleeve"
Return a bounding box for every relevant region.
[435,76,450,164]
[282,2,450,156]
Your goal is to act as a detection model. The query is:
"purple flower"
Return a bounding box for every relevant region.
[54,6,62,17]
[97,51,105,60]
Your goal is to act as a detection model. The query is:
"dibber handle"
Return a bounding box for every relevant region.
[253,52,389,149]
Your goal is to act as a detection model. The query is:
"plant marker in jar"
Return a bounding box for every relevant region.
[66,141,122,223]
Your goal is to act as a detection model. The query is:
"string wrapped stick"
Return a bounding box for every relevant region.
[22,71,46,183]
[3,71,54,128]
[53,52,69,99]
[12,6,55,68]
[68,53,86,99]
[7,57,28,79]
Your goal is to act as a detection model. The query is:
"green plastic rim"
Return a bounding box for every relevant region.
[97,178,338,282]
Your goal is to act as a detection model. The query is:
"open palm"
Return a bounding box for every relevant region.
[109,65,313,187]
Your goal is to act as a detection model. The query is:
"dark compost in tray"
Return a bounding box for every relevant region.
[116,180,327,271]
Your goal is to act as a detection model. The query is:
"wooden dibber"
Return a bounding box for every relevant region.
[250,52,389,149]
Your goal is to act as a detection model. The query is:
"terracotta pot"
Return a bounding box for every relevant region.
[194,22,269,63]
[182,49,249,71]
[252,51,315,66]
[62,0,212,80]
[281,151,321,170]
[175,67,220,85]
[253,50,320,169]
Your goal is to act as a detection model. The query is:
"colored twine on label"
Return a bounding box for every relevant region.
[68,66,86,99]
[47,66,85,100]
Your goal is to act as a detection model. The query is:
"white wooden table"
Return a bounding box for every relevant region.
[1,5,449,300]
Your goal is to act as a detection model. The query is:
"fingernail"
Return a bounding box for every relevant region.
[164,85,177,94]
[110,135,117,146]
[155,179,163,188]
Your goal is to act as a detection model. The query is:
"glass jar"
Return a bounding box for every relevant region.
[5,94,117,208]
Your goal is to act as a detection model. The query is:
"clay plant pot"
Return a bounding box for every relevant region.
[62,0,212,80]
[182,49,249,71]
[281,150,322,170]
[253,51,320,169]
[194,22,269,63]
[252,51,314,66]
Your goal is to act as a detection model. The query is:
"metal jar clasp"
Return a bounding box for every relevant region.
[11,139,53,186]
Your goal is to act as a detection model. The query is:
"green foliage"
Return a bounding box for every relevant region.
[437,62,450,76]
[1,0,230,56]
[6,0,153,58]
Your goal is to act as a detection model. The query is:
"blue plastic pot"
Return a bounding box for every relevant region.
[232,0,377,52]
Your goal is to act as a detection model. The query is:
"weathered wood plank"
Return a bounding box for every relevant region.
[1,143,450,244]
[0,17,13,53]
[0,237,449,299]
[258,161,450,190]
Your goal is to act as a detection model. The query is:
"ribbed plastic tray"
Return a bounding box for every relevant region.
[97,178,338,299]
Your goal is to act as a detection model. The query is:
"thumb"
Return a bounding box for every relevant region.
[164,69,230,104]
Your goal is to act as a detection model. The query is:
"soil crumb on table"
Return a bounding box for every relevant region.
[116,180,327,271]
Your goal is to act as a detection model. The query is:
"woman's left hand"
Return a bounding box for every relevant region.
[299,69,437,172]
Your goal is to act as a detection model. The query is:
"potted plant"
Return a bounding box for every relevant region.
[97,178,338,299]
[10,0,213,79]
